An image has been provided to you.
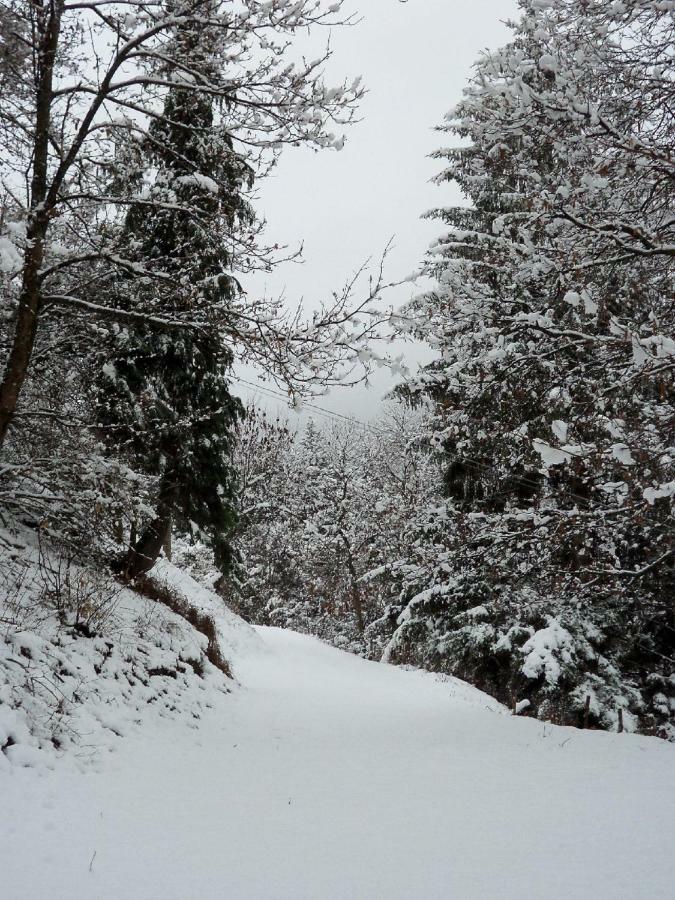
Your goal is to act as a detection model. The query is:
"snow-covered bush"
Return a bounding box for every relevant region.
[384,567,650,734]
[0,531,254,768]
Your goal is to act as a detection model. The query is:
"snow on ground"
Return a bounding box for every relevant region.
[2,622,674,900]
[149,558,262,664]
[0,539,263,770]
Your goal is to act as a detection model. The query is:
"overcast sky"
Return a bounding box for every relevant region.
[238,0,518,425]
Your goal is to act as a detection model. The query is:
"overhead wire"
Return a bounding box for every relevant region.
[233,376,393,436]
[233,377,674,528]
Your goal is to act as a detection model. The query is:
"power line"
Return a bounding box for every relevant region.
[233,376,392,436]
[234,377,674,523]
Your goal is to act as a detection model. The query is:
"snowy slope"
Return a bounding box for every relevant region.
[2,625,674,900]
[0,550,262,768]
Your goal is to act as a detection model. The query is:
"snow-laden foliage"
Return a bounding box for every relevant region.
[0,0,399,575]
[0,321,152,558]
[96,12,247,577]
[198,406,436,657]
[389,0,674,737]
[0,0,396,441]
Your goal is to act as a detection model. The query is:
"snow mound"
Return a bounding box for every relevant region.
[0,544,260,771]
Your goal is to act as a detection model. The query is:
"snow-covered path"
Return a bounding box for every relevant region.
[3,626,674,899]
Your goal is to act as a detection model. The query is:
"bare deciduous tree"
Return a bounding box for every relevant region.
[0,0,400,449]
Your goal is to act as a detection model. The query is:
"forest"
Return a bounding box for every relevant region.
[1,1,673,897]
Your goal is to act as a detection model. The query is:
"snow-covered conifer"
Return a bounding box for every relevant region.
[96,10,249,576]
[390,0,674,736]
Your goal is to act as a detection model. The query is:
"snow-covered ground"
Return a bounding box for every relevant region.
[2,620,674,899]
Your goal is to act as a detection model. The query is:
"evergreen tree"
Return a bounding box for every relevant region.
[389,0,674,736]
[97,10,251,577]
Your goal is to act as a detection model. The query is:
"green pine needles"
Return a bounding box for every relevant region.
[97,11,252,577]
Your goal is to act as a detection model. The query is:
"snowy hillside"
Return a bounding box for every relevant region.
[0,546,261,768]
[2,616,674,899]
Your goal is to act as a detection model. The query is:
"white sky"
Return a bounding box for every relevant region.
[238,0,517,424]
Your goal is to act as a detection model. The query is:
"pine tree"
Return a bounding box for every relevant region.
[389,0,674,736]
[97,11,251,577]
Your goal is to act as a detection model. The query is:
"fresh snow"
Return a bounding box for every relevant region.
[149,558,263,662]
[2,622,674,899]
[0,558,255,769]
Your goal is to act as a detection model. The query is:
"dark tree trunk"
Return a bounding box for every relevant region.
[0,225,47,446]
[339,533,365,633]
[0,0,64,449]
[121,475,177,579]
[122,512,172,580]
[350,578,365,634]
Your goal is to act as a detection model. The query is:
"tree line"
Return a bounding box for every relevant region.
[0,0,395,573]
[1,0,673,737]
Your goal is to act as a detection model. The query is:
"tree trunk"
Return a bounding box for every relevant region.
[350,577,365,634]
[0,0,64,449]
[0,228,48,446]
[162,518,173,562]
[121,475,177,579]
[339,533,365,633]
[122,511,172,580]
